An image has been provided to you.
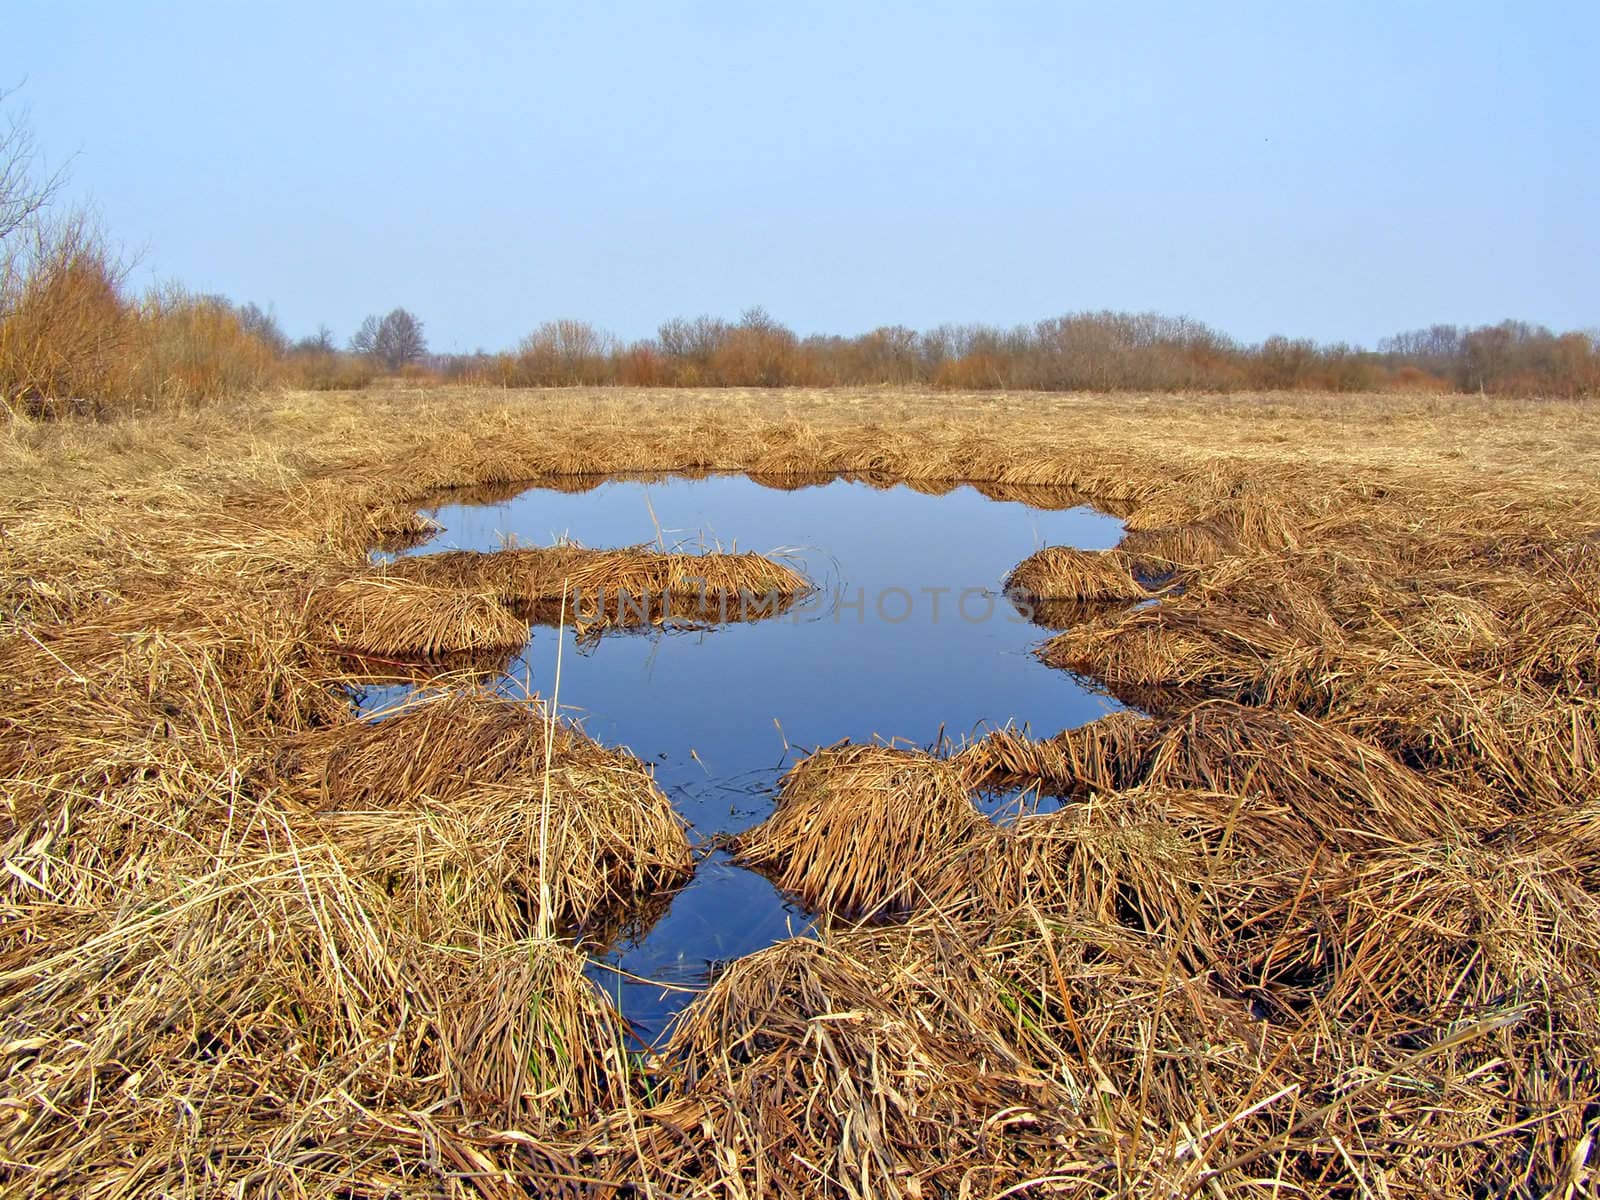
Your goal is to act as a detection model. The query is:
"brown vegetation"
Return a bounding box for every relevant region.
[309,575,530,657]
[431,311,1600,399]
[385,544,812,636]
[1005,545,1152,601]
[0,236,282,415]
[281,688,693,941]
[2,384,1599,1196]
[5,231,1597,412]
[735,744,996,918]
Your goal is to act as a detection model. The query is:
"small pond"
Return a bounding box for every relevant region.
[372,473,1123,1041]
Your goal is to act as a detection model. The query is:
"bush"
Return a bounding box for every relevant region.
[512,319,615,386]
[283,350,377,391]
[132,288,278,406]
[0,219,133,414]
[934,352,1009,391]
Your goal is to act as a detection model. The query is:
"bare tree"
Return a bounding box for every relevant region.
[0,87,67,249]
[737,305,784,336]
[517,319,614,384]
[658,315,730,363]
[350,308,426,369]
[348,314,380,358]
[293,324,337,355]
[377,308,426,368]
[236,302,287,354]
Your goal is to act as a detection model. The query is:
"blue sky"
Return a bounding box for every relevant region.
[8,1,1596,352]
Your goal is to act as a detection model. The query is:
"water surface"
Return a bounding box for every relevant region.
[384,474,1122,1039]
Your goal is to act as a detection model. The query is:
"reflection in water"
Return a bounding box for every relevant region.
[1023,596,1143,630]
[384,473,1124,1041]
[973,781,1067,822]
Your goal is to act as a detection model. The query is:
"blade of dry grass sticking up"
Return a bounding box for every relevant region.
[537,579,568,941]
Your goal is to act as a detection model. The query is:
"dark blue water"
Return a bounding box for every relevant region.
[380,474,1122,1040]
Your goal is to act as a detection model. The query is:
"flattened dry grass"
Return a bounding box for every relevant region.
[307,541,812,659]
[280,689,693,941]
[389,544,811,607]
[1118,520,1236,573]
[1141,699,1488,848]
[1039,598,1308,701]
[605,920,1082,1198]
[386,544,811,635]
[1005,544,1151,600]
[960,701,1489,848]
[719,741,1600,1195]
[4,385,1600,1197]
[994,786,1320,980]
[1022,595,1142,629]
[599,902,1584,1199]
[954,710,1156,796]
[308,575,529,657]
[0,817,642,1190]
[735,743,996,918]
[0,548,684,1191]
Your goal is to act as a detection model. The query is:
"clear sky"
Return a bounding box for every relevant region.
[8,1,1596,352]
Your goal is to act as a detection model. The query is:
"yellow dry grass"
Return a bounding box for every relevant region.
[3,384,1599,1197]
[735,743,997,918]
[279,688,693,942]
[386,543,811,636]
[1005,544,1150,600]
[308,575,529,657]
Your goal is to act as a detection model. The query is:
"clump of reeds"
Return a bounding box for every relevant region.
[1322,837,1600,1017]
[1039,598,1318,706]
[735,743,997,918]
[327,646,518,691]
[1500,566,1600,693]
[421,936,641,1128]
[1005,545,1149,601]
[1118,520,1237,573]
[1336,661,1600,808]
[1020,595,1141,629]
[602,922,1080,1198]
[953,710,1155,795]
[280,688,693,939]
[0,580,352,785]
[1125,492,1306,551]
[991,786,1336,998]
[365,501,443,552]
[1144,700,1486,849]
[307,576,529,658]
[385,544,811,633]
[971,479,1096,509]
[0,814,644,1192]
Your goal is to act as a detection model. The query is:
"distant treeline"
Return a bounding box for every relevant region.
[2,197,1595,410]
[417,309,1600,397]
[271,306,1600,399]
[5,257,1597,414]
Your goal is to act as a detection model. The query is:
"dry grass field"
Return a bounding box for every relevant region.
[2,385,1597,1198]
